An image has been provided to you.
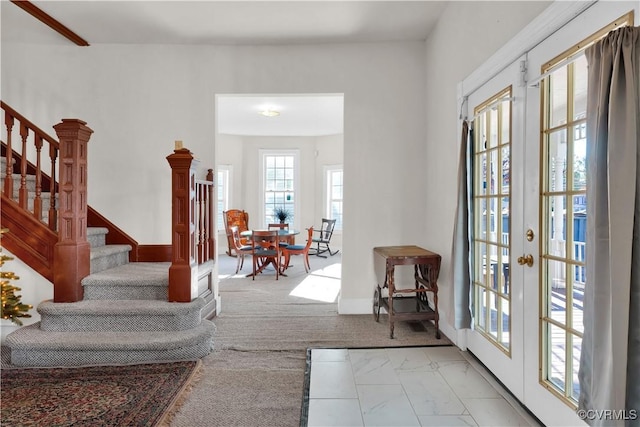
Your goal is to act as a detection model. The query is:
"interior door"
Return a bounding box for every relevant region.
[465,57,526,401]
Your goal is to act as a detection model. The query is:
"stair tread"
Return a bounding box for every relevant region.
[5,320,216,350]
[87,227,109,235]
[90,244,132,258]
[83,262,169,287]
[38,298,205,315]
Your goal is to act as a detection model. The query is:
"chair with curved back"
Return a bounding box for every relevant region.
[281,227,314,273]
[268,223,293,247]
[249,230,281,280]
[310,218,339,258]
[224,209,249,256]
[229,226,252,274]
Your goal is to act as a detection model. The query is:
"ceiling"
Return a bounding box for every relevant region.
[2,1,448,136]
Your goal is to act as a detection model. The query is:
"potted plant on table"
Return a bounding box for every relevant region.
[273,207,291,224]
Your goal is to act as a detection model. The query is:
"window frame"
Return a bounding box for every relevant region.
[259,149,300,229]
[216,165,231,234]
[323,165,343,232]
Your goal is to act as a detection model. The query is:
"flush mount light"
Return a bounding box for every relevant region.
[259,109,280,117]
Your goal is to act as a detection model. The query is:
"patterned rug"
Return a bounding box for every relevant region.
[1,360,201,426]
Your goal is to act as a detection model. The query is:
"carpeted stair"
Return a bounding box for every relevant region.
[4,227,216,367]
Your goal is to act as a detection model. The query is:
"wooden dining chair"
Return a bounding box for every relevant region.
[229,226,252,274]
[223,209,249,257]
[281,227,314,273]
[268,223,292,247]
[249,230,280,280]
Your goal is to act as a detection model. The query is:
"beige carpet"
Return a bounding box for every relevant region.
[169,253,451,427]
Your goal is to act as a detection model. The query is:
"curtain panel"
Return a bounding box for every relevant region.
[579,25,639,426]
[451,120,473,329]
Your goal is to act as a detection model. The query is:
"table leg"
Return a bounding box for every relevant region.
[373,287,381,322]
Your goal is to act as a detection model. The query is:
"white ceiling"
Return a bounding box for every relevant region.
[2,1,447,136]
[217,94,345,136]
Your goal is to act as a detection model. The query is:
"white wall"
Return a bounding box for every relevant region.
[423,1,551,341]
[2,40,425,314]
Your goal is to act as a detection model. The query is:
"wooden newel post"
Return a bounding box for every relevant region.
[52,119,93,302]
[166,148,199,302]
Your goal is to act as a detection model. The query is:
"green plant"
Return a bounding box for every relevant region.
[273,207,291,223]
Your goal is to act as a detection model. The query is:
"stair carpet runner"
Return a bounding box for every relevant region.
[1,160,216,367]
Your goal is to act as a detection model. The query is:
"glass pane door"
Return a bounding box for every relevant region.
[473,87,512,354]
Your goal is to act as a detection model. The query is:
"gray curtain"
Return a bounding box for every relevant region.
[451,120,473,329]
[579,26,639,427]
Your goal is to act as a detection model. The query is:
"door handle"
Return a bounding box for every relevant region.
[517,254,534,267]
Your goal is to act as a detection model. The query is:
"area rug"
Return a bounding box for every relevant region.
[1,360,201,427]
[168,254,453,426]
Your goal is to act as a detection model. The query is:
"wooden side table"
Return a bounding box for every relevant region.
[373,245,442,339]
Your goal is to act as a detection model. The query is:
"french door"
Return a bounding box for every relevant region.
[466,57,526,403]
[466,52,585,427]
[465,3,636,425]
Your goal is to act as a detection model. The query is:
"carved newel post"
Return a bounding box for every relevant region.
[52,119,93,302]
[166,147,199,302]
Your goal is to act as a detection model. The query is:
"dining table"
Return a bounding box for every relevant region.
[241,229,300,277]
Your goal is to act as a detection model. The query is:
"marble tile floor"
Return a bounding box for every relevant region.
[306,346,542,427]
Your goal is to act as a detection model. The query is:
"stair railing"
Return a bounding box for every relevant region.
[2,101,60,229]
[2,103,216,304]
[166,147,215,302]
[1,102,94,302]
[196,169,215,265]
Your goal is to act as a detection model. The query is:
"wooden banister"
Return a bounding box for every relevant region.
[1,103,215,307]
[1,101,60,230]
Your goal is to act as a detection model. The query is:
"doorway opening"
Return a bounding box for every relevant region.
[214,93,344,302]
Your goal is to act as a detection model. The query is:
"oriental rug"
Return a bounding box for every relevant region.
[1,360,201,427]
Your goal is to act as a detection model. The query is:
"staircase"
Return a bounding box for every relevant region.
[3,227,216,367]
[1,105,217,367]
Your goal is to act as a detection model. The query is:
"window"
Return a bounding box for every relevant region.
[325,166,343,230]
[472,87,512,354]
[261,151,298,227]
[217,166,230,231]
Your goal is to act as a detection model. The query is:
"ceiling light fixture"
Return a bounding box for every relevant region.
[259,109,280,117]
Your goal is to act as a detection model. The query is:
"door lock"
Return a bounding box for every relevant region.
[517,254,534,267]
[526,229,535,242]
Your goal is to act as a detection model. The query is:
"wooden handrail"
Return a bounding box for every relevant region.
[1,102,59,149]
[2,101,60,230]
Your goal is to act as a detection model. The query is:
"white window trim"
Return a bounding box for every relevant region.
[323,164,343,232]
[259,149,300,229]
[217,165,232,235]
